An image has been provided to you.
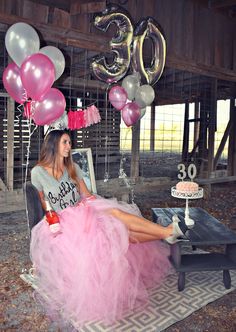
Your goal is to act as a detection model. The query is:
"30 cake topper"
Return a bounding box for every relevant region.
[177,163,197,181]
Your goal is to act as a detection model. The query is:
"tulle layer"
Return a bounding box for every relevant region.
[30,196,171,326]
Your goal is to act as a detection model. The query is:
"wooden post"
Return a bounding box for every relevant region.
[130,121,140,179]
[208,78,217,174]
[150,104,155,151]
[198,93,209,177]
[214,119,232,170]
[7,97,14,191]
[194,101,200,147]
[182,102,189,161]
[227,99,236,176]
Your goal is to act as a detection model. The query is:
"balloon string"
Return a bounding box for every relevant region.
[104,84,110,182]
[16,104,23,126]
[119,127,135,203]
[23,118,38,233]
[16,89,28,126]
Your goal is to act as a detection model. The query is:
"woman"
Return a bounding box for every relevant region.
[30,129,188,326]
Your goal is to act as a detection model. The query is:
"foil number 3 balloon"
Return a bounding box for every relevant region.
[91,5,133,84]
[91,5,166,86]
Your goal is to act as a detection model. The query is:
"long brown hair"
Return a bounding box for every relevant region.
[37,130,79,185]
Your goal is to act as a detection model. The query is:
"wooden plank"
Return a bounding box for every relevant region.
[194,102,200,147]
[6,97,14,191]
[70,1,106,15]
[130,122,140,179]
[28,0,70,12]
[209,0,236,8]
[166,55,236,82]
[150,104,155,151]
[21,0,49,24]
[197,175,236,184]
[0,9,235,80]
[208,78,217,173]
[214,119,232,169]
[183,0,194,60]
[0,12,110,52]
[227,99,236,175]
[182,102,189,161]
[52,8,70,28]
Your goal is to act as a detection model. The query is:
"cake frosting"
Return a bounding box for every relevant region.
[176,181,199,193]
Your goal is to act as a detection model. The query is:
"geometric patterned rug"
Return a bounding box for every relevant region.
[20,254,236,332]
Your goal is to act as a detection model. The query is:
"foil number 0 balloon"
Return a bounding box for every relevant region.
[91,6,166,86]
[132,17,166,86]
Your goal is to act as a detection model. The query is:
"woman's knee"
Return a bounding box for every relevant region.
[109,208,123,218]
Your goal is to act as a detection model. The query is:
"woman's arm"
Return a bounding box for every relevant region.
[38,191,47,211]
[77,178,94,198]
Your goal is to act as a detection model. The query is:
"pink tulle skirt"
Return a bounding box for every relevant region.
[30,196,171,326]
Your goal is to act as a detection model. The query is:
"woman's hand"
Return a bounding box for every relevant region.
[78,179,92,197]
[85,195,96,201]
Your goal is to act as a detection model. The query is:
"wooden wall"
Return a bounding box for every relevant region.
[0,0,235,75]
[114,0,236,72]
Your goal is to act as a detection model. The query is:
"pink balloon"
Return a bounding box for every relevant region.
[108,85,127,110]
[121,102,141,127]
[32,88,66,126]
[3,62,26,103]
[20,53,55,101]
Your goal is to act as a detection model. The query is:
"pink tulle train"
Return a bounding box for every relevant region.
[30,196,171,326]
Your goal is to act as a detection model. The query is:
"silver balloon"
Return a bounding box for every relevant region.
[121,72,141,100]
[5,22,40,67]
[134,84,155,108]
[140,107,146,119]
[91,4,133,83]
[50,111,68,129]
[39,46,65,80]
[131,17,166,86]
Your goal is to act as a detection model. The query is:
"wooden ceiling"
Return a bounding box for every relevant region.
[0,0,235,105]
[208,0,236,17]
[28,0,236,17]
[28,0,106,14]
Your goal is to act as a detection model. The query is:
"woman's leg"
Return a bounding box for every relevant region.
[108,208,173,240]
[129,231,163,243]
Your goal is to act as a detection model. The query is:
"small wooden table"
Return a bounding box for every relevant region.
[152,207,236,291]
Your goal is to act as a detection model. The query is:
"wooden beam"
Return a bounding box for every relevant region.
[61,76,107,91]
[0,11,235,82]
[194,102,200,148]
[6,97,14,191]
[209,0,236,8]
[214,119,233,169]
[70,1,106,14]
[208,78,217,174]
[150,104,155,151]
[0,12,110,52]
[130,122,140,179]
[227,99,236,175]
[29,0,70,12]
[166,55,236,83]
[182,102,189,161]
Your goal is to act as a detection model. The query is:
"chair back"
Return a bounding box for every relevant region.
[24,182,44,230]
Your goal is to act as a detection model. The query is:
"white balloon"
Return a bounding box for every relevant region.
[121,72,141,100]
[39,46,65,80]
[5,22,40,67]
[134,84,155,108]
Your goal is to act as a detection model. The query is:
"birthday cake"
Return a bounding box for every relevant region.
[176,181,199,193]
